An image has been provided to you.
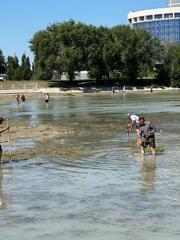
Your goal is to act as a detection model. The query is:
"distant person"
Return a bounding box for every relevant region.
[137,117,156,158]
[123,86,126,93]
[127,113,140,134]
[150,86,153,93]
[45,93,49,104]
[21,94,26,105]
[0,117,10,164]
[16,94,20,104]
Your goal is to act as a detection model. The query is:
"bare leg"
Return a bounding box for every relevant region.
[151,147,156,158]
[0,150,2,165]
[141,146,145,157]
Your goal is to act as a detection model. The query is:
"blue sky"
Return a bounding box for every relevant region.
[0,0,165,62]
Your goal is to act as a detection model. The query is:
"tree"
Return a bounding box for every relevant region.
[156,43,180,86]
[6,56,20,80]
[29,20,164,85]
[19,54,32,80]
[30,30,54,80]
[0,49,6,74]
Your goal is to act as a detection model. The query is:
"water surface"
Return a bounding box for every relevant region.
[0,92,180,240]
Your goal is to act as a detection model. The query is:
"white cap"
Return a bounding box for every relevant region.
[127,113,132,118]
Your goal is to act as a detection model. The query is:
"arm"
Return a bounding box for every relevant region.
[0,125,9,134]
[127,121,136,132]
[147,123,156,137]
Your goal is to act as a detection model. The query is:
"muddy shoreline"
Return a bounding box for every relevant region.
[0,91,169,163]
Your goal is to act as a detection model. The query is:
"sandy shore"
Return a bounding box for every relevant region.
[0,86,179,95]
[0,87,179,105]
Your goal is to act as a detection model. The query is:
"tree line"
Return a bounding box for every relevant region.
[0,51,32,80]
[1,20,180,87]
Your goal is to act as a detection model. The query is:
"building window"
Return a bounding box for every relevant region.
[164,13,173,19]
[146,15,153,20]
[128,19,132,24]
[139,16,145,21]
[154,14,163,19]
[133,17,137,22]
[175,12,180,18]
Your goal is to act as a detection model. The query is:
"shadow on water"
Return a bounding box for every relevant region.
[139,158,157,195]
[0,168,9,210]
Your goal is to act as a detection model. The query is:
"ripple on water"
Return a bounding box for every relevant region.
[0,92,180,240]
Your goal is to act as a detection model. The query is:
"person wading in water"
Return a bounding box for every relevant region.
[0,118,10,164]
[136,117,156,158]
[127,113,140,136]
[21,94,26,105]
[45,93,49,104]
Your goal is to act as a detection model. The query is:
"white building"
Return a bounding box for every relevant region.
[128,0,180,43]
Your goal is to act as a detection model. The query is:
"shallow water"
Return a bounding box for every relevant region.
[0,92,180,240]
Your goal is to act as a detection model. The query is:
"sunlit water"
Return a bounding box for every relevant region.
[0,92,180,240]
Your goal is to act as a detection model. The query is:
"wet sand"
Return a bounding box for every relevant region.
[0,90,177,163]
[1,94,123,162]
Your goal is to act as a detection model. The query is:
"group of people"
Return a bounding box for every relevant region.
[16,93,50,105]
[127,113,156,158]
[0,93,156,164]
[16,94,26,105]
[1,93,50,164]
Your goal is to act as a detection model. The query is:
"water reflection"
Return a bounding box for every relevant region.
[0,168,8,210]
[140,158,157,195]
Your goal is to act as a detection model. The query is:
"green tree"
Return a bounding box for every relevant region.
[29,20,163,85]
[0,49,6,74]
[19,54,32,80]
[6,56,20,80]
[30,30,53,80]
[156,43,178,86]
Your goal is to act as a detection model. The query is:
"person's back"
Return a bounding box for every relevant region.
[139,121,155,138]
[127,113,140,134]
[130,114,139,124]
[21,95,26,102]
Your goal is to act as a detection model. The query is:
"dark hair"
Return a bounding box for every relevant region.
[139,117,145,121]
[0,117,5,122]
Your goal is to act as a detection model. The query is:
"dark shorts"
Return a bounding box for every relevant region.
[141,137,156,149]
[45,100,49,103]
[0,145,2,151]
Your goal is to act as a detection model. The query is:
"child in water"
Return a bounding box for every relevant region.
[45,93,49,104]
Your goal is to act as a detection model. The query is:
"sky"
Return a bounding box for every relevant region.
[0,0,166,62]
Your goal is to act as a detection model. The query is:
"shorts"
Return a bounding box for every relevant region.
[45,100,49,103]
[141,137,156,149]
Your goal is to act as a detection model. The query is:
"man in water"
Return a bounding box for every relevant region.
[21,94,26,104]
[137,117,156,158]
[0,118,10,164]
[127,113,140,134]
[16,94,20,104]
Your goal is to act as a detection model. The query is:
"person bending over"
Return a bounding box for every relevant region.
[127,113,140,134]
